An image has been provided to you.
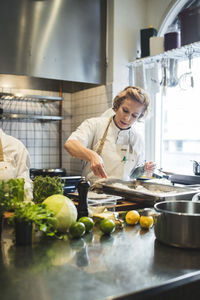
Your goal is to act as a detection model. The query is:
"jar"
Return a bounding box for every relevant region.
[164,24,181,51]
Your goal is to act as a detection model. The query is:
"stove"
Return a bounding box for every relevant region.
[61,176,82,194]
[169,174,200,185]
[30,168,82,194]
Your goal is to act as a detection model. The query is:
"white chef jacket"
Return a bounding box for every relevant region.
[0,129,33,197]
[67,115,144,184]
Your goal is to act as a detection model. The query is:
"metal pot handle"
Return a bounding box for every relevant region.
[192,192,200,202]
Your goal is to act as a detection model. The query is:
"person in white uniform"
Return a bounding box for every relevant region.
[64,86,156,184]
[0,128,32,197]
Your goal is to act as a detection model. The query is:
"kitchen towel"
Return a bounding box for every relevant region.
[145,62,160,94]
[133,63,147,90]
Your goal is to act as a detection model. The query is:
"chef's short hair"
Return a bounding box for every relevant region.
[112,86,149,118]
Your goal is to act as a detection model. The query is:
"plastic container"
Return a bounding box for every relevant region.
[140,27,157,57]
[178,6,200,46]
[164,24,181,51]
[88,196,119,213]
[150,36,164,56]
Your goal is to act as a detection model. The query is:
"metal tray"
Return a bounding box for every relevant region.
[101,179,200,204]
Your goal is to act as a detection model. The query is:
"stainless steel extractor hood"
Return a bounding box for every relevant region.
[0,0,106,91]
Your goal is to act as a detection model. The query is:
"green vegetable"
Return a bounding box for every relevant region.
[69,221,86,238]
[78,216,94,232]
[0,178,25,216]
[9,202,57,237]
[43,194,77,233]
[33,176,63,204]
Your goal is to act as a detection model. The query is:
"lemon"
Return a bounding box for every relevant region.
[78,216,94,232]
[69,222,86,238]
[99,218,115,235]
[125,210,140,225]
[139,216,154,229]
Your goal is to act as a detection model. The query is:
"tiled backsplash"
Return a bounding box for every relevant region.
[0,84,113,175]
[0,88,71,169]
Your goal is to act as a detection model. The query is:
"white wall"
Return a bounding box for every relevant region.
[109,0,175,90]
[106,0,175,97]
[146,0,175,32]
[109,0,146,95]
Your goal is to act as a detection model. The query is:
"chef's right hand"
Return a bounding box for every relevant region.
[90,151,107,179]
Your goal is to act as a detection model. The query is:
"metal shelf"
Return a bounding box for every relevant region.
[0,113,64,122]
[0,92,63,103]
[128,41,200,67]
[0,92,68,122]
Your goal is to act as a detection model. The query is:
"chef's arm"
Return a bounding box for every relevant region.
[64,140,107,178]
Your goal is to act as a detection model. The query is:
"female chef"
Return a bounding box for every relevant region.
[64,86,156,184]
[0,128,32,196]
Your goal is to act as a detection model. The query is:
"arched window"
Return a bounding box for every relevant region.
[154,0,200,174]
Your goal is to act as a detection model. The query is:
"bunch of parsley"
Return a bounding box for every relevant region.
[33,176,63,204]
[9,202,57,237]
[0,178,25,217]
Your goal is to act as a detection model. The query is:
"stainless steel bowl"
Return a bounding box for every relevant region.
[154,200,200,249]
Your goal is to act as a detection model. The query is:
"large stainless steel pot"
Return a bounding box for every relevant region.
[154,200,200,249]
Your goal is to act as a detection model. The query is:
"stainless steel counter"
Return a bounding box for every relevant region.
[1,224,200,300]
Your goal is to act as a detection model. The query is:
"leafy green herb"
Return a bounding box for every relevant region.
[33,176,63,204]
[0,178,25,216]
[9,202,58,237]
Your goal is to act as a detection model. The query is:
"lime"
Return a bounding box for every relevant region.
[99,218,115,235]
[69,222,86,238]
[125,210,140,225]
[139,216,154,230]
[78,216,94,232]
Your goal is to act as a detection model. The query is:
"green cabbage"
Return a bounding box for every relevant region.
[43,194,77,233]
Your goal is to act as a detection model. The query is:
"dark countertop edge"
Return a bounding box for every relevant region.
[111,270,200,300]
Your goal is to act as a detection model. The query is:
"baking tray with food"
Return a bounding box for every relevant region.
[100,179,200,203]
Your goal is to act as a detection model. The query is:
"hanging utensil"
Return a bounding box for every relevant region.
[179,47,194,90]
[160,58,169,87]
[168,58,179,87]
[160,58,170,97]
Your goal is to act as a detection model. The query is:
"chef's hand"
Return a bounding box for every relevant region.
[144,161,156,178]
[90,151,107,179]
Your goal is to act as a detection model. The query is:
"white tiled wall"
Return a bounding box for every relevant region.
[0,83,113,175]
[0,87,71,169]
